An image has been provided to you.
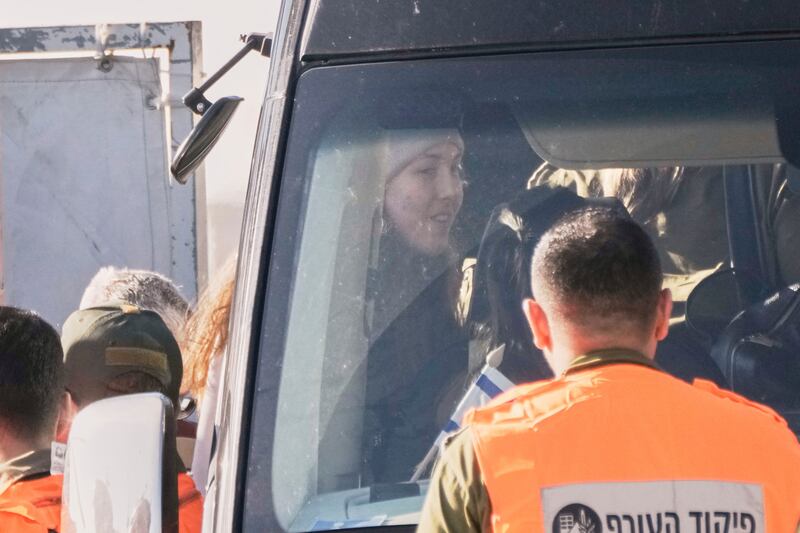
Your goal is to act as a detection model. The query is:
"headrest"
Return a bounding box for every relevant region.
[467,185,627,325]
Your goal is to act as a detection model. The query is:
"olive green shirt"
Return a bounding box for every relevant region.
[417,350,659,533]
[418,427,489,533]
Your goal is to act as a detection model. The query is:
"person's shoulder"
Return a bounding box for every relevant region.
[0,474,62,531]
[0,492,60,532]
[0,474,62,506]
[692,378,786,416]
[492,377,564,405]
[439,427,478,476]
[464,377,564,426]
[691,378,787,423]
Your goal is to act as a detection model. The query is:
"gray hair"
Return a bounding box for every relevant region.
[80,267,189,338]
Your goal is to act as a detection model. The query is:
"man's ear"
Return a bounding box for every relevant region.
[54,390,78,444]
[523,298,552,351]
[654,288,673,341]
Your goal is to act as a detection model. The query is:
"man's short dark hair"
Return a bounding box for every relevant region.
[0,307,64,441]
[531,207,662,332]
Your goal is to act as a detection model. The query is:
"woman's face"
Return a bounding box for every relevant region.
[384,141,464,255]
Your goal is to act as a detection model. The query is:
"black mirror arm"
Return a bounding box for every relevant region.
[184,33,272,116]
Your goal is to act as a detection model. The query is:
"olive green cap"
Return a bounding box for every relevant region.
[61,304,183,408]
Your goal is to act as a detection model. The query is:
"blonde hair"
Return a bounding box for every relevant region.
[181,257,237,399]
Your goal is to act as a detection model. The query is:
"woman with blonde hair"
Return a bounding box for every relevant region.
[181,256,237,494]
[361,126,470,483]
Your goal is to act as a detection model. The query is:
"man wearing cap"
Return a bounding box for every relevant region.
[0,307,67,531]
[418,207,800,532]
[60,304,202,533]
[77,266,196,469]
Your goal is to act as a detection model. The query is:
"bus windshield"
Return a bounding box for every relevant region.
[244,40,800,531]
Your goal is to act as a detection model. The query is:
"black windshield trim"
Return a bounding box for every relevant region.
[303,0,800,59]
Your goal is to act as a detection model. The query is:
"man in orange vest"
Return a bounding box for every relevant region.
[59,305,202,532]
[419,207,800,532]
[0,307,68,532]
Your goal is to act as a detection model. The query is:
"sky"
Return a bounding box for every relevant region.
[4,0,281,274]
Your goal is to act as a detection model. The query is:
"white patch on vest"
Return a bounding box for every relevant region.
[541,480,764,533]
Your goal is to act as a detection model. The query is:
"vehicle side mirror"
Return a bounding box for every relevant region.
[61,393,179,533]
[170,32,270,184]
[170,96,243,183]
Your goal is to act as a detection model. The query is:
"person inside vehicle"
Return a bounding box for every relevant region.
[410,188,631,481]
[418,207,800,532]
[0,306,67,532]
[530,163,800,295]
[362,128,470,484]
[59,304,202,533]
[529,165,725,280]
[529,163,800,387]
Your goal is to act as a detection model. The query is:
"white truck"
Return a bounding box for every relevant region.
[0,22,205,326]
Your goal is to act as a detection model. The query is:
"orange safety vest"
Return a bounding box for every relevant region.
[178,472,203,533]
[0,474,62,532]
[0,471,200,532]
[465,362,800,533]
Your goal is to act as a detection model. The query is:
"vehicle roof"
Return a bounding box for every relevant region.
[301,0,800,61]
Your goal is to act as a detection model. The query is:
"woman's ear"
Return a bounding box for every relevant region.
[523,298,552,351]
